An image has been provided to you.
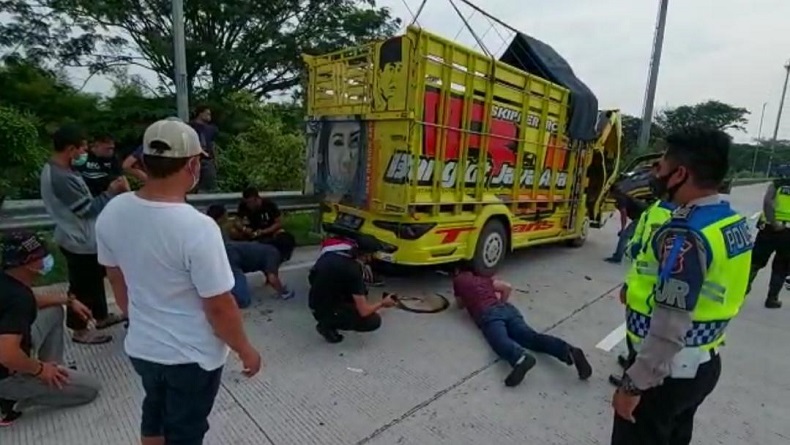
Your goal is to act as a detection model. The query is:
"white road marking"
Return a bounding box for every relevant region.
[596,323,626,352]
[750,211,760,220]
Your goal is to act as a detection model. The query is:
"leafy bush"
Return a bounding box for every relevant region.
[217,93,305,192]
[0,106,47,199]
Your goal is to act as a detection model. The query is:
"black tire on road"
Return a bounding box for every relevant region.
[566,217,590,248]
[472,219,507,275]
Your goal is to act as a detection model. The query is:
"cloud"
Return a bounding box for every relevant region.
[378,0,790,141]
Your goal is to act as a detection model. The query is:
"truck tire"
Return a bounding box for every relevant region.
[567,217,590,248]
[472,219,507,275]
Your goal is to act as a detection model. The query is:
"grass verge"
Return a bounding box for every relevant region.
[32,211,322,287]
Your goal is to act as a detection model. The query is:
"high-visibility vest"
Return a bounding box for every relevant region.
[625,202,752,351]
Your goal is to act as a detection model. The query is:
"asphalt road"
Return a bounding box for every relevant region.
[5,183,787,445]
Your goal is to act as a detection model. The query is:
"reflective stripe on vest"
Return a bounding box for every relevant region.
[625,204,752,351]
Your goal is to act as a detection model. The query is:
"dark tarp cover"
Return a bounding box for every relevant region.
[499,33,599,142]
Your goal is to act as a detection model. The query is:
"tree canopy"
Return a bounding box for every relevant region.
[0,0,400,98]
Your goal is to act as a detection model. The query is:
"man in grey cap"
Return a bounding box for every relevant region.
[96,118,262,445]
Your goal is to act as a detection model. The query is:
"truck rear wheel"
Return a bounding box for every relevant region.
[472,219,507,275]
[567,217,590,248]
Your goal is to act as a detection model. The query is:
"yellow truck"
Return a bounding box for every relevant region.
[303,26,622,273]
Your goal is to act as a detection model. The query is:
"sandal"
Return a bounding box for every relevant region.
[94,314,127,330]
[72,332,113,345]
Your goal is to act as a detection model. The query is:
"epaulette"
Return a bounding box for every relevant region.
[671,205,696,221]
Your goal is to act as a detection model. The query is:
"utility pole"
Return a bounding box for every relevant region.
[637,0,669,151]
[752,102,767,175]
[766,61,790,176]
[172,0,189,121]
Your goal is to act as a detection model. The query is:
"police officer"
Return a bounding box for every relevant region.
[611,128,752,445]
[609,193,676,387]
[745,171,790,308]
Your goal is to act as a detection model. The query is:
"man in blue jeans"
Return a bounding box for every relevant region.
[605,192,649,264]
[452,262,592,387]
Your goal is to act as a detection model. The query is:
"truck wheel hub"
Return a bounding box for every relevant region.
[483,233,503,267]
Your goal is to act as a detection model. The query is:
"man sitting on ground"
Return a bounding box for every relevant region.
[234,186,296,261]
[308,234,396,343]
[452,261,593,387]
[207,204,294,307]
[0,232,101,426]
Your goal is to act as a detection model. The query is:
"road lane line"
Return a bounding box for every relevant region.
[596,322,626,352]
[750,211,760,220]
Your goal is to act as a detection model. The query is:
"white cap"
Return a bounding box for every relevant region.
[142,119,207,158]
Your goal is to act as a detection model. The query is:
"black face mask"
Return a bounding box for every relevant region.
[649,168,687,203]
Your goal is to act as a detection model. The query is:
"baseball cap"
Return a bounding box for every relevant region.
[1,231,49,270]
[142,118,207,158]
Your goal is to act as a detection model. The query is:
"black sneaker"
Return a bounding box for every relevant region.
[608,374,623,387]
[569,347,593,380]
[0,399,20,427]
[316,324,344,344]
[765,298,783,309]
[604,257,622,264]
[617,354,630,369]
[504,354,537,387]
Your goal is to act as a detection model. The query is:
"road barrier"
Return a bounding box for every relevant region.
[0,178,770,233]
[0,191,320,233]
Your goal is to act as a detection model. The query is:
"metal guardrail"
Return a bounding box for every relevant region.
[0,191,320,233]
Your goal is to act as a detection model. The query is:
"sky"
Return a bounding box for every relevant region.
[77,0,790,143]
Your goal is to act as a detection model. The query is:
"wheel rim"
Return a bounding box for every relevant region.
[482,232,504,268]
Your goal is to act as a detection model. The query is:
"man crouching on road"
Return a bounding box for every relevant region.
[452,261,592,387]
[0,232,100,426]
[308,234,396,343]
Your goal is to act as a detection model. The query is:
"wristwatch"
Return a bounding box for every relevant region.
[619,373,643,396]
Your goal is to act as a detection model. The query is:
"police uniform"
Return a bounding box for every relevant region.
[608,200,676,384]
[612,198,752,445]
[747,179,790,307]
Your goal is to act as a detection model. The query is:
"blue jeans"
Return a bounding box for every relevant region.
[612,220,636,261]
[231,267,251,309]
[130,358,223,445]
[478,303,571,366]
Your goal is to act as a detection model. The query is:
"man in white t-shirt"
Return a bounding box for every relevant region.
[96,118,262,445]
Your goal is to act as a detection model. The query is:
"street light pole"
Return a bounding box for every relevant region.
[752,102,767,175]
[172,0,189,121]
[637,0,669,151]
[766,61,790,176]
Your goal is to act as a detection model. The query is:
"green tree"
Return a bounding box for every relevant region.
[217,93,305,192]
[0,106,47,200]
[0,0,401,98]
[655,100,750,134]
[620,114,665,155]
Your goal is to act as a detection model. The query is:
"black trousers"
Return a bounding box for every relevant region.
[60,248,108,330]
[312,305,381,332]
[611,354,722,445]
[748,227,790,298]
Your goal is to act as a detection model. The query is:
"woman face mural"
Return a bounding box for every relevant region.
[322,119,362,200]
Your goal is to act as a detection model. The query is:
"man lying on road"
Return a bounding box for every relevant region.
[452,262,593,387]
[0,232,101,426]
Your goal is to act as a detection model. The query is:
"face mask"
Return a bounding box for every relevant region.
[36,254,55,276]
[72,152,88,167]
[649,168,687,202]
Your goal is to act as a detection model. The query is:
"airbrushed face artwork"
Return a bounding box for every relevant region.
[309,117,363,200]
